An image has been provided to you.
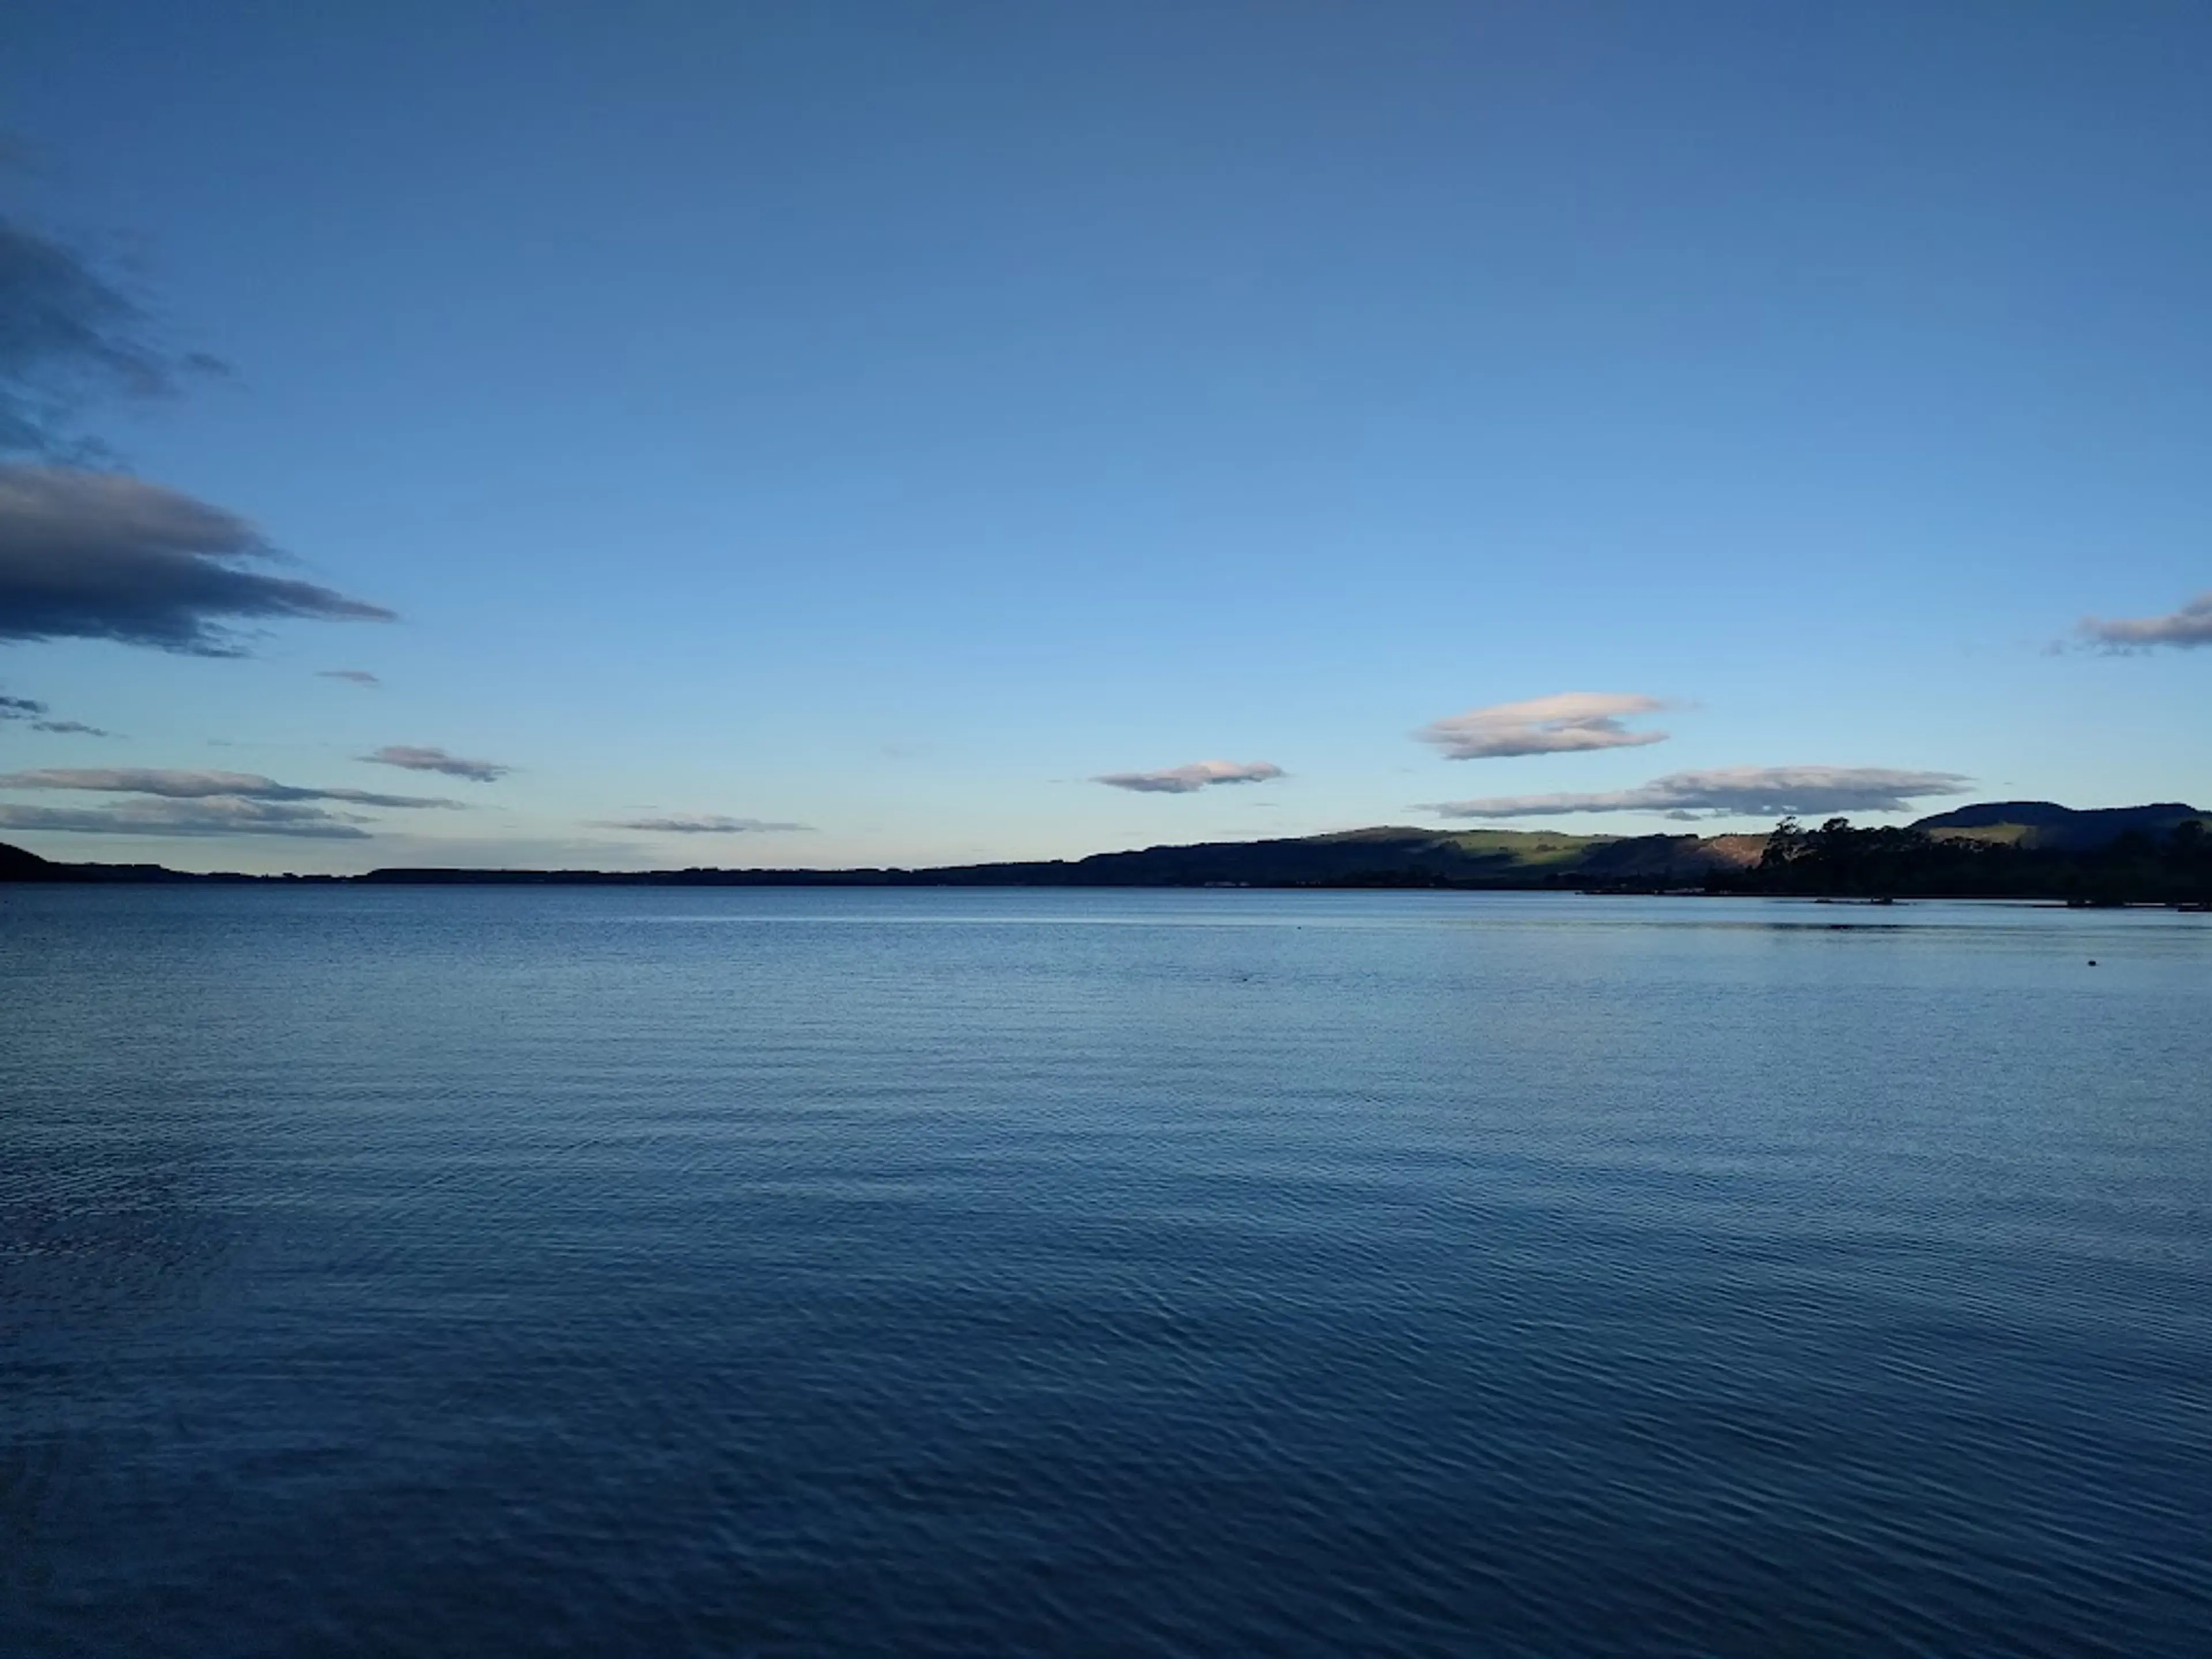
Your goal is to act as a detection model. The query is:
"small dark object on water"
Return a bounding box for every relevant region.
[2088,959,2098,967]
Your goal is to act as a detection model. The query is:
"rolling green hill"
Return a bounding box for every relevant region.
[1910,801,2207,851]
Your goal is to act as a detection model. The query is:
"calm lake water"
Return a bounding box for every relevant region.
[4,886,2209,1656]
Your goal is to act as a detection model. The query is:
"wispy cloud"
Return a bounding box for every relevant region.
[1425,766,1972,820]
[0,690,113,736]
[0,465,393,653]
[1,214,225,461]
[361,745,509,782]
[0,766,461,808]
[29,719,112,736]
[591,814,813,834]
[1093,760,1286,794]
[2077,592,2212,652]
[0,764,469,840]
[319,668,380,686]
[0,798,371,839]
[1417,692,1671,760]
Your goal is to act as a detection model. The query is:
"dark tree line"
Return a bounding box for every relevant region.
[1736,816,2211,905]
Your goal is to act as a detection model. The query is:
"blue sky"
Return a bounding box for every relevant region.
[2,1,2207,872]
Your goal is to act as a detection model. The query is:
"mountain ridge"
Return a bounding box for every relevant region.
[1909,800,2206,850]
[2,800,2205,901]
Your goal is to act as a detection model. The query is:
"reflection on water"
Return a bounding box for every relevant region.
[3,887,2209,1656]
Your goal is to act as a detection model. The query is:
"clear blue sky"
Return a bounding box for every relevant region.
[2,1,2206,872]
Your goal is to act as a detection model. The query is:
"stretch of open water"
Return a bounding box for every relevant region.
[3,886,2209,1656]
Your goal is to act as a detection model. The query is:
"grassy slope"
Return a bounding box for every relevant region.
[1925,824,2033,847]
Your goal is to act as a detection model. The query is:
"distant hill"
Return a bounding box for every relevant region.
[346,827,1752,890]
[1911,801,2208,851]
[0,840,56,880]
[0,824,1780,892]
[902,826,1748,889]
[2,803,2205,903]
[0,842,257,884]
[1101,825,1745,887]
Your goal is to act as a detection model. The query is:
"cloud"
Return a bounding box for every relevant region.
[0,464,393,652]
[0,764,470,842]
[1,688,113,734]
[319,668,380,685]
[0,798,370,839]
[1417,692,1671,760]
[0,221,373,658]
[591,814,813,834]
[1093,760,1286,794]
[0,766,460,808]
[2077,592,2212,652]
[1,215,224,461]
[1425,766,1973,820]
[361,745,509,782]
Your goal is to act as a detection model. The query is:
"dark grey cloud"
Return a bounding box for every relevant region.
[0,798,369,839]
[0,766,460,808]
[1,215,224,461]
[319,668,380,686]
[0,218,376,656]
[2077,592,2212,652]
[593,814,812,834]
[361,745,509,782]
[31,718,112,736]
[0,464,394,653]
[1425,766,1972,820]
[0,691,44,717]
[1094,760,1285,794]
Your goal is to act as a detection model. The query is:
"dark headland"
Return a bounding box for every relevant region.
[5,801,2208,906]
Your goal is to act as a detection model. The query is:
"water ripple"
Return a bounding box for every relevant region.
[3,887,2208,1656]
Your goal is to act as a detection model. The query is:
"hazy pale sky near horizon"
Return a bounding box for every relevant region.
[1,1,2207,873]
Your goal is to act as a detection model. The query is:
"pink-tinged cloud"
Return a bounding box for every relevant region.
[1417,692,1671,760]
[1094,760,1286,794]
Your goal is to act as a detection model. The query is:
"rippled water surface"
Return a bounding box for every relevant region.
[5,886,2209,1656]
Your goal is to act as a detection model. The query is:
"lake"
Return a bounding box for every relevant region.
[3,886,2208,1656]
